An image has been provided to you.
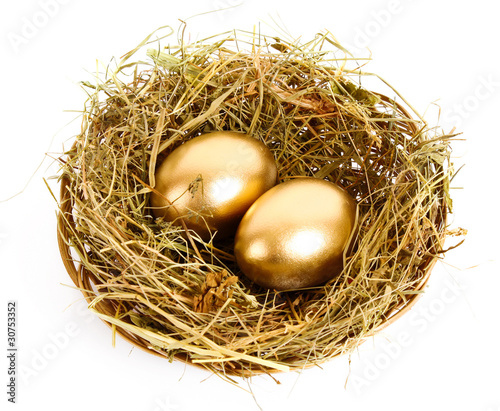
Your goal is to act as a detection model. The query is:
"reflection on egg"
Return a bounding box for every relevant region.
[234,178,357,290]
[150,131,278,240]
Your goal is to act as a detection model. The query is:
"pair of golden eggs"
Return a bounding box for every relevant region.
[150,131,357,290]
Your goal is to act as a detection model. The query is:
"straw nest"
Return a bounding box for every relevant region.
[56,27,457,378]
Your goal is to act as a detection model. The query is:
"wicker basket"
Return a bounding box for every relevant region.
[56,30,452,377]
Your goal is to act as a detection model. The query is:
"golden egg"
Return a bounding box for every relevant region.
[150,131,278,240]
[234,178,357,290]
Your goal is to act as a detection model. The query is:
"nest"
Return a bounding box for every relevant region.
[56,28,456,378]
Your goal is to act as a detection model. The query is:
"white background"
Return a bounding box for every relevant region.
[1,0,499,410]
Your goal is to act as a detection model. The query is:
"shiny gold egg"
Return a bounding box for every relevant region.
[150,131,278,240]
[234,178,357,290]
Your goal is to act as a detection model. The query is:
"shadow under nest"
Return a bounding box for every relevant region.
[57,31,453,379]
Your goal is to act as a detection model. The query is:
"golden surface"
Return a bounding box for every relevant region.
[150,131,278,240]
[234,178,357,290]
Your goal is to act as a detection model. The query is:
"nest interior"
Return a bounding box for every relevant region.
[57,29,454,378]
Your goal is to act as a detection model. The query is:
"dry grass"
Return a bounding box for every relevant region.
[56,27,458,379]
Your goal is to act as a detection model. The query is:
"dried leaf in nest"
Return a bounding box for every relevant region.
[193,270,239,313]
